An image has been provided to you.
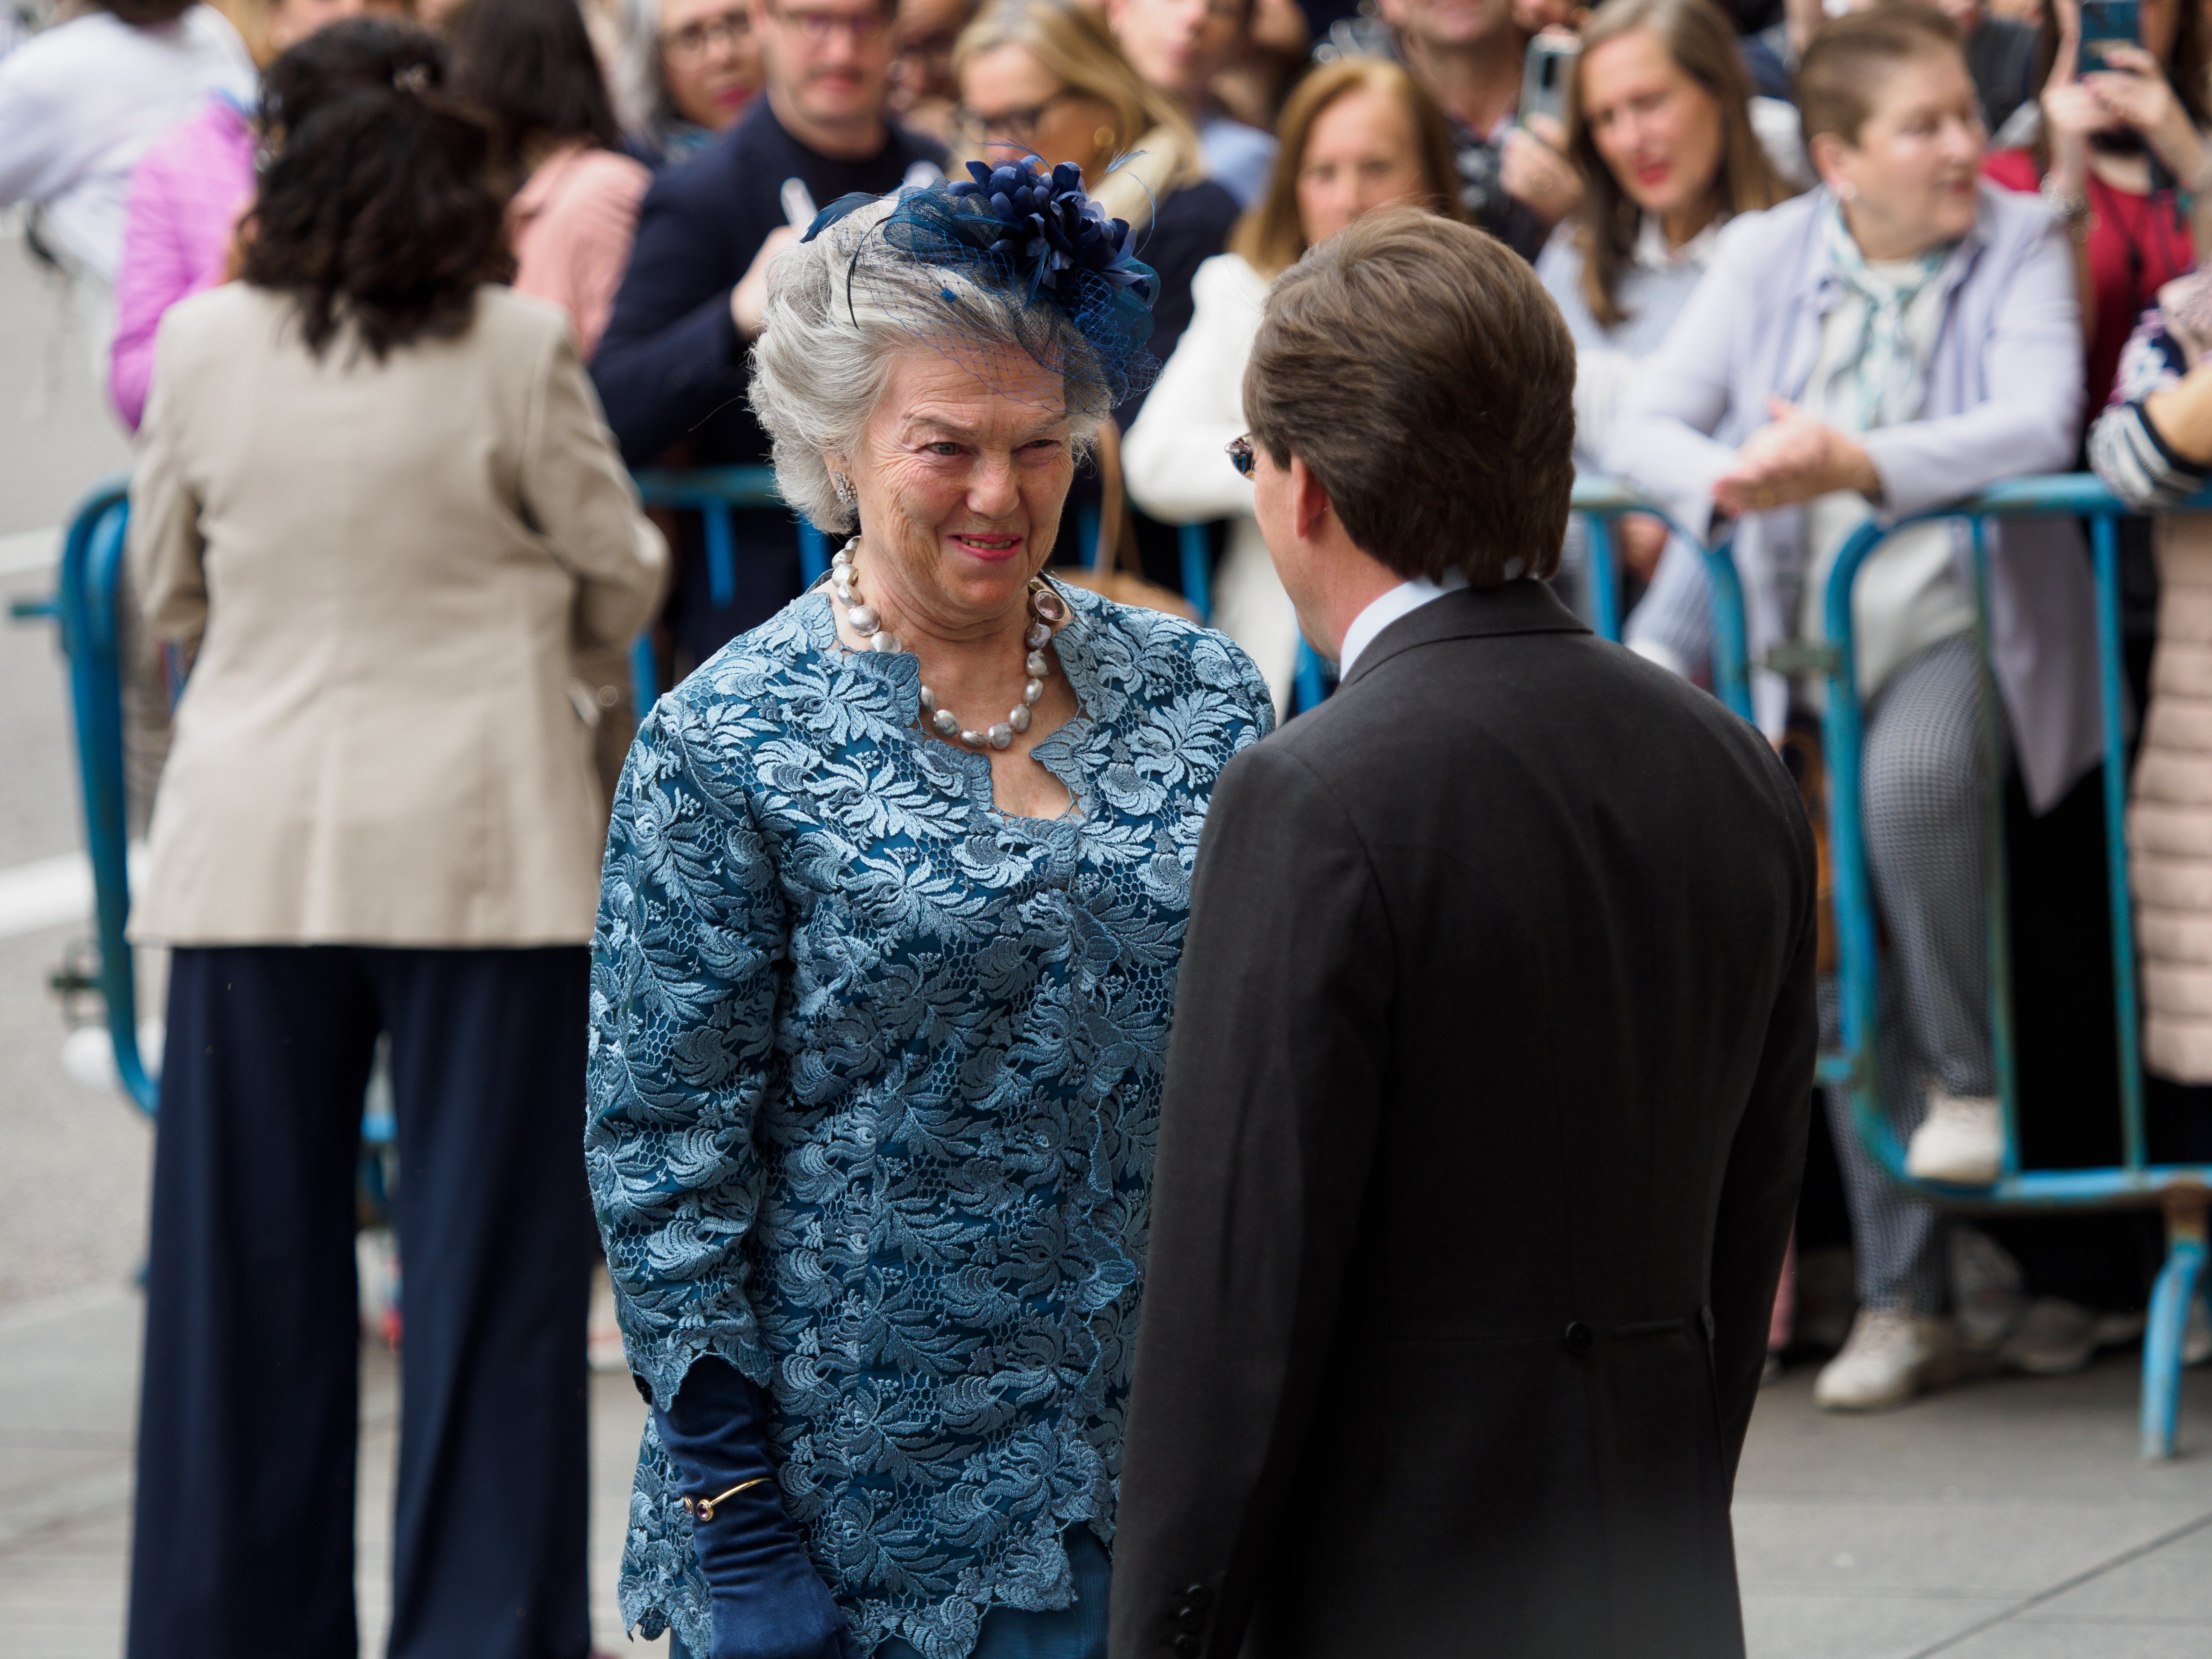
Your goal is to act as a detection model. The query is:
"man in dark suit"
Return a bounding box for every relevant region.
[1110,210,1817,1659]
[593,0,942,673]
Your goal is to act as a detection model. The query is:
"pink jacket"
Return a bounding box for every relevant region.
[509,143,650,359]
[109,94,255,432]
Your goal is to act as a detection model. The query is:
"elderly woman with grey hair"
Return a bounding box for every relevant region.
[586,158,1272,1659]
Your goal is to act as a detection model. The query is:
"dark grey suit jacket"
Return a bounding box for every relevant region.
[1110,579,1816,1659]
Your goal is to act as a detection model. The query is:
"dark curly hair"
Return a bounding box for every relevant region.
[446,0,622,181]
[242,18,515,361]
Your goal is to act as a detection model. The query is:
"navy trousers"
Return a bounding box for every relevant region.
[126,946,596,1659]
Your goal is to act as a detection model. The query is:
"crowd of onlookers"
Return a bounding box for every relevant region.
[7,0,2212,1440]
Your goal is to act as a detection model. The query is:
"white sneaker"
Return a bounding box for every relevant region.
[1999,1297,2145,1377]
[1813,1309,1960,1411]
[1905,1092,2004,1185]
[1950,1225,2027,1353]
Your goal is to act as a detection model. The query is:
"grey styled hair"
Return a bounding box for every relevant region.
[747,195,1107,536]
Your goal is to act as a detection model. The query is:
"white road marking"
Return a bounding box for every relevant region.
[0,847,143,940]
[0,524,59,578]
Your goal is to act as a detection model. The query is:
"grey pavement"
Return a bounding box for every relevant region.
[0,1281,2208,1658]
[0,1289,669,1657]
[1,215,154,1315]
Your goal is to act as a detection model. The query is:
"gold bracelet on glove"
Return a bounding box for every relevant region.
[681,1477,768,1523]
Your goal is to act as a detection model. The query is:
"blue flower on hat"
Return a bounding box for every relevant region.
[947,156,1153,305]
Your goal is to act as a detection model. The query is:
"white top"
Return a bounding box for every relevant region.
[1559,215,1727,470]
[1796,256,1976,704]
[1123,252,1269,523]
[0,6,254,279]
[1338,571,1469,679]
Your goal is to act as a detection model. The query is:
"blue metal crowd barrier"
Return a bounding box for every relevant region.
[9,475,155,1115]
[19,469,1262,1128]
[1569,476,1756,723]
[629,466,827,709]
[1574,473,2212,1458]
[47,463,2197,1448]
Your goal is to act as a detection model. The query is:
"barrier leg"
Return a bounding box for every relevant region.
[2142,1189,2208,1459]
[797,518,831,587]
[1294,641,1328,715]
[1177,523,1211,623]
[704,505,737,610]
[1584,513,1621,643]
[630,634,658,719]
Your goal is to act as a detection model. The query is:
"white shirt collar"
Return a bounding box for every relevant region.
[1337,570,1469,680]
[1632,212,1725,274]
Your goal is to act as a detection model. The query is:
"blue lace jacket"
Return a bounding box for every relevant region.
[586,580,1272,1658]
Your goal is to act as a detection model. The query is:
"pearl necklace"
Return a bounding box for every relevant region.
[830,537,1066,752]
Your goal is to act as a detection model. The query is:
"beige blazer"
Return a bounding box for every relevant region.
[128,282,667,947]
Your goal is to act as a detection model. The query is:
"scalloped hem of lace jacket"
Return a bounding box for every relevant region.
[632,1323,774,1414]
[619,1502,1112,1659]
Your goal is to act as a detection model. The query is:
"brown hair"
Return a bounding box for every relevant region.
[1796,3,1964,151]
[951,0,1204,189]
[1243,208,1578,586]
[1228,57,1463,279]
[1567,0,1792,329]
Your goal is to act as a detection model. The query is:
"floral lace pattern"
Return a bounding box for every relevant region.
[586,580,1271,1658]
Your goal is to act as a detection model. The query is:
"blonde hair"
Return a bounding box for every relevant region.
[951,0,1205,199]
[1228,58,1463,281]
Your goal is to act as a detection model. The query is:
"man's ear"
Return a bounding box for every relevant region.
[1289,453,1333,542]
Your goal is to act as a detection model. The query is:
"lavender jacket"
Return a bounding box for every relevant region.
[1606,183,2101,813]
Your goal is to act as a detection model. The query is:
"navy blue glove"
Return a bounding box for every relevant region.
[655,1357,860,1659]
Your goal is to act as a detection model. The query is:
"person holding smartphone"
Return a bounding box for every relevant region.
[1375,0,1573,256]
[1986,0,2211,408]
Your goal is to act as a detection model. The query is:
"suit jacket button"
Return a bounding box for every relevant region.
[1564,1321,1595,1353]
[1183,1584,1212,1609]
[1176,1606,1205,1629]
[1173,1636,1201,1656]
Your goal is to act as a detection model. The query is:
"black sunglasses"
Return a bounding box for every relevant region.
[1227,434,1255,479]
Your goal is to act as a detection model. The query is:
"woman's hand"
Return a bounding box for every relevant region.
[1502,114,1585,227]
[2085,42,2209,183]
[657,1358,861,1659]
[1711,397,1880,515]
[707,1565,861,1659]
[2038,0,2094,194]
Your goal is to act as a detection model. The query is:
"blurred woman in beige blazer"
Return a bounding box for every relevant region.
[121,22,665,1659]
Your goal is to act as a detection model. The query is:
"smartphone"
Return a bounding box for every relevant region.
[2078,0,2139,74]
[780,177,819,232]
[1520,33,1580,129]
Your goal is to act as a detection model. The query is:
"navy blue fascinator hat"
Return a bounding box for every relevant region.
[802,154,1160,414]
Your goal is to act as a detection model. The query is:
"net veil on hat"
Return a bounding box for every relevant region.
[803,155,1161,418]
